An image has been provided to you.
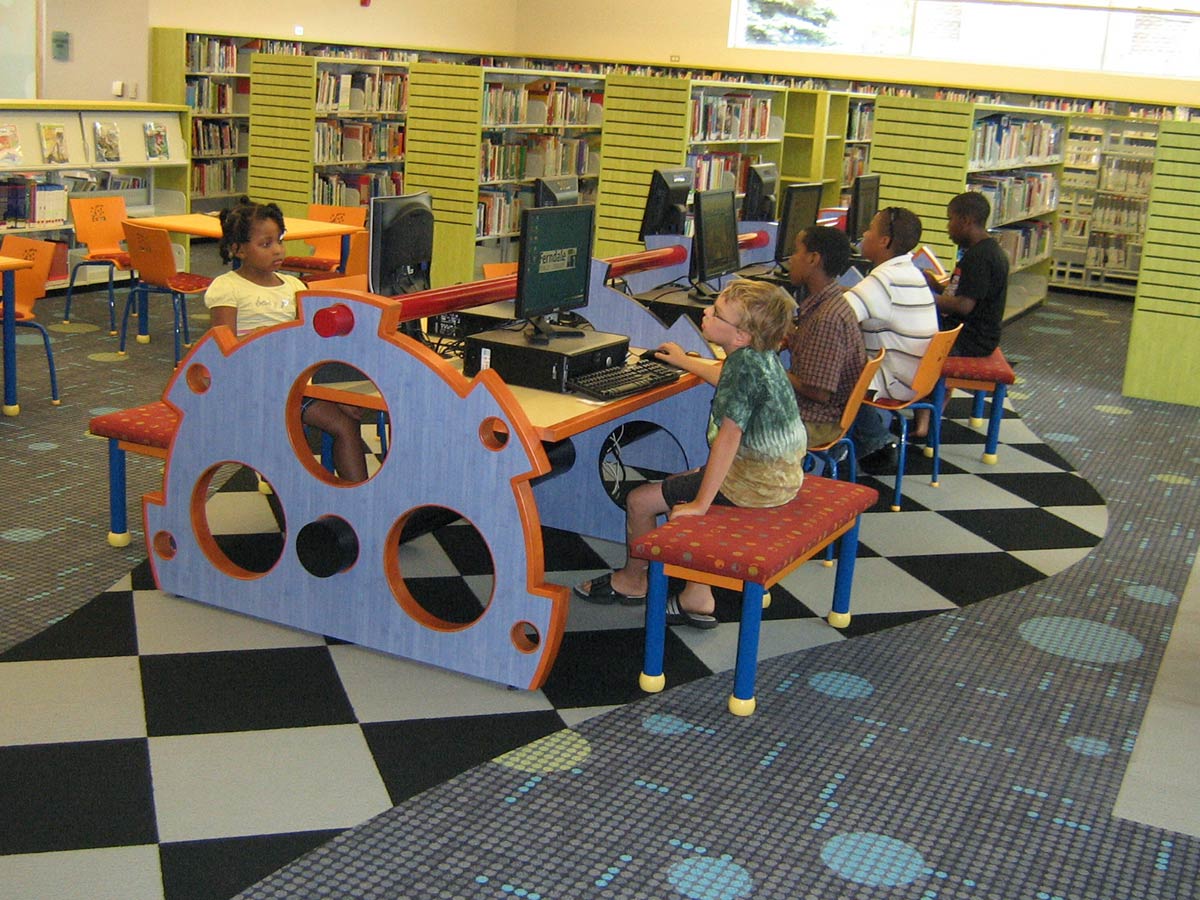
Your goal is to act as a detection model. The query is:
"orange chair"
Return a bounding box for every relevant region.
[119,221,213,366]
[804,348,886,483]
[301,230,369,284]
[863,325,962,511]
[0,235,60,404]
[281,203,366,275]
[64,196,133,334]
[481,262,518,279]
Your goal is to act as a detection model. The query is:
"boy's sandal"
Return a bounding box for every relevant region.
[665,595,718,630]
[573,573,646,606]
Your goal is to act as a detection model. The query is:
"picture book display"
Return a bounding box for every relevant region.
[0,123,22,164]
[93,120,122,162]
[39,123,70,164]
[144,121,169,160]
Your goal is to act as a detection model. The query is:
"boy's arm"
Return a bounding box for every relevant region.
[669,418,742,520]
[651,342,722,385]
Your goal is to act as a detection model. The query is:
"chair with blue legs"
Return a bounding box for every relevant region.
[862,325,961,511]
[0,235,61,405]
[804,347,886,484]
[64,196,133,335]
[281,203,366,276]
[928,347,1016,465]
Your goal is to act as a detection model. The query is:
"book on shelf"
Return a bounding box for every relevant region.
[39,123,70,164]
[1,175,68,226]
[93,121,121,162]
[144,122,170,160]
[0,123,23,165]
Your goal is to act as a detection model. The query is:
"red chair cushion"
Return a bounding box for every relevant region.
[941,348,1015,385]
[631,477,878,585]
[87,251,133,269]
[166,272,214,294]
[89,401,179,449]
[282,256,339,272]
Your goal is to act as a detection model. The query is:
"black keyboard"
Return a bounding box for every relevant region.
[567,359,682,401]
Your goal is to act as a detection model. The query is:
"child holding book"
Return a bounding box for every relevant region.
[573,279,807,628]
[205,198,368,483]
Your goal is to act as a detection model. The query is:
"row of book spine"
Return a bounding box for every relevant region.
[480,135,595,181]
[191,159,241,197]
[992,219,1052,268]
[1,178,67,227]
[313,168,403,207]
[843,145,869,186]
[477,185,527,237]
[481,85,600,127]
[971,116,1064,170]
[191,120,242,157]
[315,71,408,114]
[185,77,244,115]
[686,150,760,194]
[1097,157,1153,196]
[314,121,405,165]
[968,170,1059,226]
[847,103,874,141]
[1085,232,1141,272]
[1090,196,1147,234]
[690,92,773,142]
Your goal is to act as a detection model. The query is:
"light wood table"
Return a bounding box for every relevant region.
[1,254,36,416]
[134,213,363,270]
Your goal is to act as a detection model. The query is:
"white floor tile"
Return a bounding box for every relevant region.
[202,492,281,535]
[858,510,1001,558]
[149,725,391,842]
[1010,547,1095,577]
[0,845,164,900]
[132,590,325,655]
[328,642,554,722]
[1045,503,1109,537]
[0,657,145,745]
[670,617,843,676]
[938,443,1065,475]
[558,704,623,727]
[896,473,1037,511]
[781,556,958,617]
[396,531,459,579]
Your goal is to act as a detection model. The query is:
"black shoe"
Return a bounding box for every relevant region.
[859,442,898,476]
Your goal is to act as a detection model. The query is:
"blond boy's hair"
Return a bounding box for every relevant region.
[720,278,796,352]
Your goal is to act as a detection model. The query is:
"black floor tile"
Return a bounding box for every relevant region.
[0,739,157,854]
[1008,440,1078,470]
[432,522,496,577]
[980,471,1105,507]
[130,558,158,591]
[542,527,613,572]
[159,829,344,900]
[940,507,1102,551]
[889,551,1045,606]
[403,574,487,625]
[140,647,356,736]
[837,608,948,639]
[0,591,136,661]
[362,710,566,805]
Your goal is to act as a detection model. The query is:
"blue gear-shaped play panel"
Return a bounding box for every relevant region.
[144,290,566,689]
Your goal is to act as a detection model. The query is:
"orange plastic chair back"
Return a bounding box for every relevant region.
[304,203,367,261]
[122,221,179,288]
[69,196,129,258]
[810,348,886,451]
[482,262,519,279]
[0,235,57,317]
[909,325,963,402]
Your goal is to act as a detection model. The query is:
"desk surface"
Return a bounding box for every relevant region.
[0,255,36,274]
[134,213,363,242]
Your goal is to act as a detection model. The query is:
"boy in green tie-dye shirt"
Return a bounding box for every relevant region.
[574,279,806,628]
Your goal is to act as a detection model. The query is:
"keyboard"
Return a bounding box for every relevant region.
[566,359,682,401]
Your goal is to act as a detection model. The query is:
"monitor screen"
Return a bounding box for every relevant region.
[637,167,693,240]
[741,162,778,222]
[514,203,595,343]
[775,182,824,264]
[845,174,881,244]
[368,192,434,296]
[533,176,580,207]
[691,188,740,288]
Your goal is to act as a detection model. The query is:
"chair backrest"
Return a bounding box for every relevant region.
[305,203,367,259]
[910,325,964,400]
[69,196,128,256]
[482,262,519,279]
[0,235,57,316]
[122,221,179,288]
[836,348,886,438]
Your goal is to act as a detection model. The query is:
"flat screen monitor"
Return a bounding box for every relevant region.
[775,182,824,264]
[741,162,778,222]
[368,191,434,296]
[533,176,580,207]
[515,202,595,343]
[844,174,881,244]
[637,167,693,240]
[690,187,740,295]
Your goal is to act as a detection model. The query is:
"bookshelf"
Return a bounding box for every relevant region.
[779,89,849,210]
[872,96,1066,319]
[1123,120,1200,408]
[842,95,874,200]
[1050,116,1157,297]
[687,80,784,199]
[0,101,189,288]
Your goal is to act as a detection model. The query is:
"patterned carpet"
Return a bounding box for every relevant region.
[2,287,1195,899]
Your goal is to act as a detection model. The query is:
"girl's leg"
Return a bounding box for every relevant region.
[302,400,368,483]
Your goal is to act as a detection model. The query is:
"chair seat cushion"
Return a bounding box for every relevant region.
[165,272,214,294]
[89,401,179,449]
[941,348,1015,385]
[631,477,878,584]
[86,251,133,269]
[282,256,339,272]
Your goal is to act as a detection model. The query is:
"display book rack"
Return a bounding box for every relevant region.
[1050,115,1157,297]
[0,101,188,289]
[871,96,1065,319]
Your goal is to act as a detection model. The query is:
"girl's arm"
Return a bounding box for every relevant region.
[668,417,742,520]
[209,306,238,334]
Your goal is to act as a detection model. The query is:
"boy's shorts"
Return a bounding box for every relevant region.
[661,467,734,509]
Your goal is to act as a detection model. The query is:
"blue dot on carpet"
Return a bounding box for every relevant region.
[820,832,926,887]
[667,856,753,899]
[1067,736,1112,757]
[1124,584,1177,606]
[1018,616,1143,663]
[808,671,874,699]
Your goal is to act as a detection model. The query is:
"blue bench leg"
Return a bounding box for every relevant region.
[107,439,131,547]
[828,516,862,628]
[639,561,669,693]
[982,384,1006,464]
[971,389,987,422]
[730,581,765,716]
[925,400,942,487]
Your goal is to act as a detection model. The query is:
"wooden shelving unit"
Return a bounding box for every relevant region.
[779,89,849,209]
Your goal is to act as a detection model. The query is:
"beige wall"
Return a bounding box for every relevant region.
[42,0,152,101]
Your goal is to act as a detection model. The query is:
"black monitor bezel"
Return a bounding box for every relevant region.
[775,182,824,264]
[637,167,693,240]
[368,191,434,297]
[691,187,741,286]
[741,162,779,222]
[845,174,881,244]
[514,203,595,342]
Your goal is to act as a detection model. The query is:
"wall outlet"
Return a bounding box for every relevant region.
[129,82,138,99]
[111,80,124,97]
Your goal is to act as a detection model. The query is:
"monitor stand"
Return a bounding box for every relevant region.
[687,281,720,303]
[524,316,586,345]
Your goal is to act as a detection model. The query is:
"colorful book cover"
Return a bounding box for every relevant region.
[144,121,169,160]
[93,121,121,162]
[0,123,22,164]
[39,123,69,164]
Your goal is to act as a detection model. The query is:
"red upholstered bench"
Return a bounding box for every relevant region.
[631,476,878,716]
[89,402,179,547]
[930,347,1016,464]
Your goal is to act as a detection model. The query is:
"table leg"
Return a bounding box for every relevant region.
[2,270,18,416]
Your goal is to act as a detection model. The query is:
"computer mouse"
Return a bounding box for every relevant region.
[638,347,665,361]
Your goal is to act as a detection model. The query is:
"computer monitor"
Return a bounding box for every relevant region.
[690,187,740,297]
[844,174,881,244]
[741,162,778,222]
[637,167,693,240]
[514,202,595,343]
[533,176,580,207]
[368,191,434,296]
[774,182,824,265]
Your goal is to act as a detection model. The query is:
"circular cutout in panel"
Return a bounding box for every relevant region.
[186,363,212,394]
[479,416,509,451]
[511,621,540,653]
[598,421,688,509]
[286,361,389,486]
[385,506,494,630]
[192,462,286,578]
[153,531,177,560]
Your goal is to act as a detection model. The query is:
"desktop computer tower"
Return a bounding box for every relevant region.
[463,328,629,393]
[427,301,518,340]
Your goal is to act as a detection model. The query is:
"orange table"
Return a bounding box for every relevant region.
[1,254,36,416]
